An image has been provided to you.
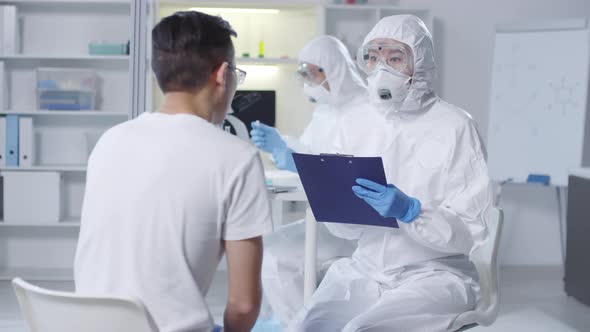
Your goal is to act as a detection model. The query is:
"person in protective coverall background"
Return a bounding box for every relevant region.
[250,35,370,328]
[288,14,493,332]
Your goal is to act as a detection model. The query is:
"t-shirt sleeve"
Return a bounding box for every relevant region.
[223,152,274,241]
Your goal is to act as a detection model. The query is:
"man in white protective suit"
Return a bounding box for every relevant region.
[288,15,493,332]
[250,35,369,327]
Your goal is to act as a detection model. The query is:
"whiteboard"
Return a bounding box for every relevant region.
[487,20,590,186]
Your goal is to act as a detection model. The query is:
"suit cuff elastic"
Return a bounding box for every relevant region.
[399,198,421,223]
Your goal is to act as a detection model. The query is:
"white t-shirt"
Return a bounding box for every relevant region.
[74,112,273,332]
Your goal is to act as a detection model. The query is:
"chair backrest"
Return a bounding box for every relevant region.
[12,278,159,332]
[452,207,504,329]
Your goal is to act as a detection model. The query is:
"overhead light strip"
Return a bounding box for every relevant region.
[190,7,280,14]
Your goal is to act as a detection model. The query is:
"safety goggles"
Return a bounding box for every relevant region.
[357,43,411,76]
[295,62,327,87]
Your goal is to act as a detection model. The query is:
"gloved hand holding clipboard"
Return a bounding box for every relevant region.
[292,153,399,228]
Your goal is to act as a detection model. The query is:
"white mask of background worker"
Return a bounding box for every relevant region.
[303,80,331,104]
[297,62,332,104]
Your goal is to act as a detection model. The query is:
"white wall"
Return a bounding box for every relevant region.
[389,0,590,265]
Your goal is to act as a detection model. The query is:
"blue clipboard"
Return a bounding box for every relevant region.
[292,153,398,228]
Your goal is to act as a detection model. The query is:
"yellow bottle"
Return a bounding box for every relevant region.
[258,40,265,58]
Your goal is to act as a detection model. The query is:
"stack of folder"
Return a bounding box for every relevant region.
[0,115,34,168]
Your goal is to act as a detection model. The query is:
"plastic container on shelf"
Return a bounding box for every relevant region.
[88,41,128,55]
[36,68,98,111]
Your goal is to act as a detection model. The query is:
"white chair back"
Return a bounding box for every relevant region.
[451,207,504,329]
[12,278,159,332]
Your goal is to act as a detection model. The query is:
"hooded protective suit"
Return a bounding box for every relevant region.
[261,35,369,327]
[281,35,368,154]
[288,15,493,332]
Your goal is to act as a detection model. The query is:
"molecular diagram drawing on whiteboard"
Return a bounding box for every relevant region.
[491,38,585,139]
[487,26,590,186]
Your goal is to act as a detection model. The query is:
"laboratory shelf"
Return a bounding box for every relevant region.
[1,165,87,172]
[0,110,129,117]
[0,267,74,281]
[6,0,129,6]
[0,220,81,228]
[0,55,129,62]
[0,0,132,287]
[236,57,298,65]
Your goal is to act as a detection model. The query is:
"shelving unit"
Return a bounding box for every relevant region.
[0,55,129,61]
[0,110,128,116]
[0,0,131,281]
[1,165,86,172]
[0,220,81,227]
[10,0,129,4]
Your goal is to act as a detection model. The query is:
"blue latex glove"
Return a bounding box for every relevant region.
[352,178,421,223]
[272,147,298,173]
[250,121,287,154]
[251,316,282,332]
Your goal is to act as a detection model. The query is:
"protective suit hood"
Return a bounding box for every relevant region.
[299,35,367,107]
[363,15,437,113]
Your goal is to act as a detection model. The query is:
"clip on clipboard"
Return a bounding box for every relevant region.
[292,153,398,228]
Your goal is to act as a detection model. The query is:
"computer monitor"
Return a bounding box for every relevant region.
[230,90,276,135]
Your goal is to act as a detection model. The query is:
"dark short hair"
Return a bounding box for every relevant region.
[151,11,237,93]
